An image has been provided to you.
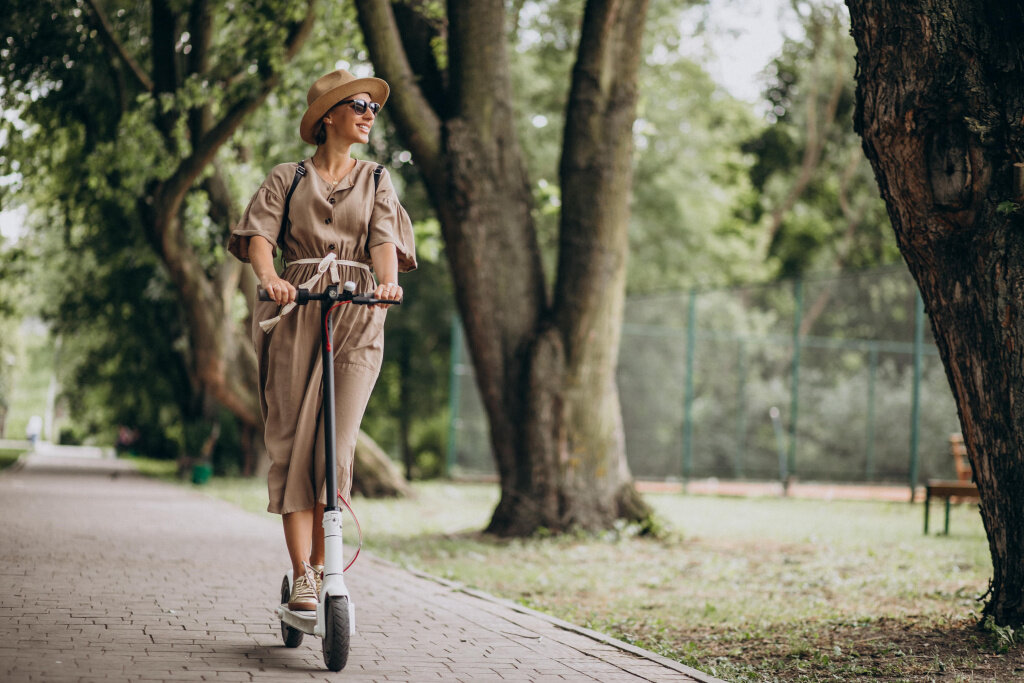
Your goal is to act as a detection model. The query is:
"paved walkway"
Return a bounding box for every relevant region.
[0,452,719,683]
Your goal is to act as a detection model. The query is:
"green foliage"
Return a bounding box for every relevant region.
[0,320,54,441]
[0,0,331,459]
[0,242,29,422]
[996,200,1020,215]
[631,52,764,291]
[45,232,198,456]
[507,0,757,293]
[983,615,1019,653]
[362,257,454,477]
[741,1,900,278]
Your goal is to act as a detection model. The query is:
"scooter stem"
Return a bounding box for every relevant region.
[322,511,346,582]
[321,297,338,511]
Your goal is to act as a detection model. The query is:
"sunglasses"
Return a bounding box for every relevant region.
[335,99,382,116]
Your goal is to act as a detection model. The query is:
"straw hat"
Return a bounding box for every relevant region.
[299,68,390,145]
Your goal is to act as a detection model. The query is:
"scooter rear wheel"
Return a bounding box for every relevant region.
[279,574,304,648]
[321,595,350,671]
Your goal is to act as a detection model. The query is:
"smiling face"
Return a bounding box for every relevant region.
[321,91,376,146]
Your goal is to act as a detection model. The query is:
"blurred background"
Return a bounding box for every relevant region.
[0,0,957,489]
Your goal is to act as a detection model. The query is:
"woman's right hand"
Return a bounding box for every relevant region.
[261,276,297,305]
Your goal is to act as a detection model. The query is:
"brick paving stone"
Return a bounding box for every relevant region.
[0,452,721,682]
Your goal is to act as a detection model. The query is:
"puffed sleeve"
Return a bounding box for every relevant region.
[227,178,286,263]
[367,169,417,273]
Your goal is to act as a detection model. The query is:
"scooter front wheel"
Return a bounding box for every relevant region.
[279,575,304,648]
[321,595,350,671]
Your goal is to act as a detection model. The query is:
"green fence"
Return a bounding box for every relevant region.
[446,266,962,489]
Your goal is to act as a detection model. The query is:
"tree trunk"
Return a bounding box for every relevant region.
[552,0,653,528]
[847,0,1024,626]
[356,0,652,535]
[353,431,413,498]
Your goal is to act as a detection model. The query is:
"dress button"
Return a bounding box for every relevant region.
[328,197,336,204]
[325,217,332,224]
[328,244,336,250]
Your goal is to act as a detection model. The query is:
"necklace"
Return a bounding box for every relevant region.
[311,156,353,186]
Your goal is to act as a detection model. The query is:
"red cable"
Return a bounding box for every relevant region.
[337,491,362,571]
[323,301,349,352]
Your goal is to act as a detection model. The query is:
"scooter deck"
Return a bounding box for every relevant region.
[277,605,317,634]
[277,600,357,636]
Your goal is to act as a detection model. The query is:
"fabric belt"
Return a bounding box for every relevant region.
[259,253,374,333]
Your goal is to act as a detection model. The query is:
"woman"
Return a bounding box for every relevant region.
[228,68,416,610]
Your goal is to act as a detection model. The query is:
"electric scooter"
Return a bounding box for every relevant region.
[258,280,401,672]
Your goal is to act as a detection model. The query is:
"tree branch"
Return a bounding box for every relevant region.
[187,0,213,142]
[160,0,316,210]
[354,0,443,181]
[150,0,178,96]
[283,0,317,62]
[767,22,847,244]
[82,0,153,92]
[555,0,650,349]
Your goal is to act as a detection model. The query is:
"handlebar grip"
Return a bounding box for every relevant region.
[352,295,402,306]
[257,287,309,303]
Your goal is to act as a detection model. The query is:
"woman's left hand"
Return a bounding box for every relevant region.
[373,281,403,309]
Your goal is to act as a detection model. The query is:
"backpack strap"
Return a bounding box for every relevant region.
[373,164,384,191]
[277,161,306,249]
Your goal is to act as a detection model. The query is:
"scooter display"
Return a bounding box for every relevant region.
[258,280,401,672]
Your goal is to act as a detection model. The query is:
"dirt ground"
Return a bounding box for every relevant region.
[654,615,1024,681]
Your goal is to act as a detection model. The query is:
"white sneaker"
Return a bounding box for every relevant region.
[288,563,318,611]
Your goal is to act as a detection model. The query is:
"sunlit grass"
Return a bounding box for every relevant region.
[122,454,178,480]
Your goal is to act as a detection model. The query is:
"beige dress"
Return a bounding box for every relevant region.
[228,159,416,514]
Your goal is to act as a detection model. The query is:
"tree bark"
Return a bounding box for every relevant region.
[847,0,1024,626]
[353,431,414,498]
[552,0,653,529]
[355,0,652,534]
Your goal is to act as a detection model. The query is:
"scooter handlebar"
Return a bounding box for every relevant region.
[257,286,402,306]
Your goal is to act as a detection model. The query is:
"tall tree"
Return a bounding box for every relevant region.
[846,0,1024,625]
[354,0,653,534]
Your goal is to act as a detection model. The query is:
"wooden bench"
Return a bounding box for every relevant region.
[924,480,980,534]
[923,433,980,535]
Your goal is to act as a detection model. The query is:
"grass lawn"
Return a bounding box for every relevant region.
[0,448,25,470]
[162,473,1022,681]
